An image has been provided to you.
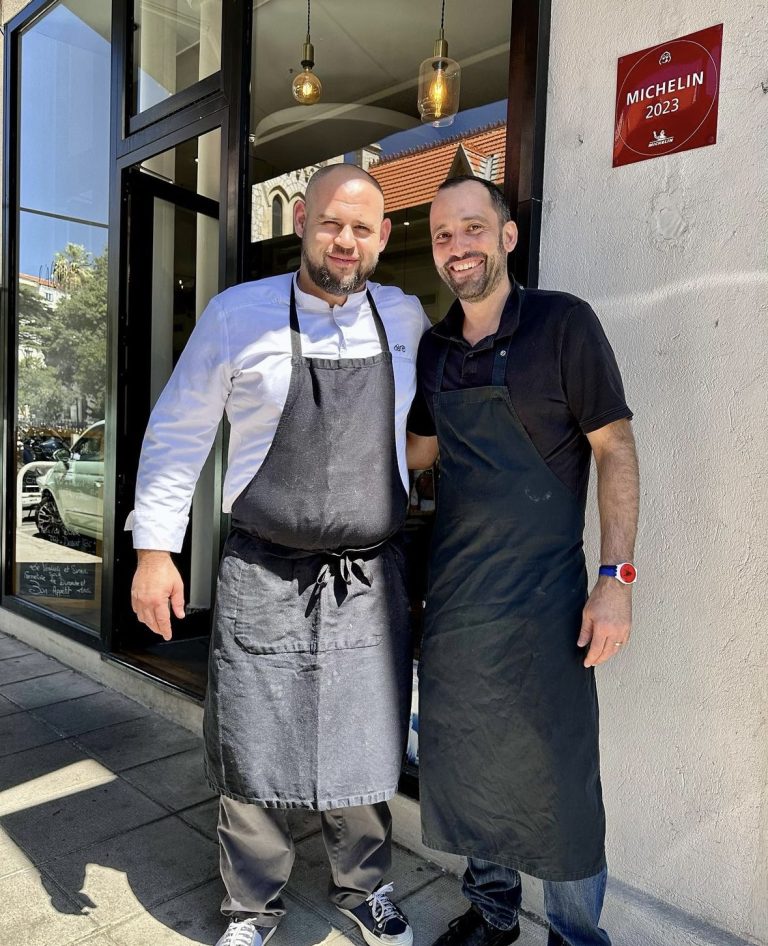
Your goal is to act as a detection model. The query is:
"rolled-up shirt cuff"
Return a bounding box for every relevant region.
[126,511,188,553]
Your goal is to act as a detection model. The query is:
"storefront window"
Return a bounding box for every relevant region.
[247,0,513,786]
[131,0,222,115]
[13,1,111,632]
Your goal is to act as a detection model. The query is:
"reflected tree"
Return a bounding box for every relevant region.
[17,244,108,428]
[46,246,108,421]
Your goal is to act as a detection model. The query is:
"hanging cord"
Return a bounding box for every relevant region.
[440,0,446,32]
[306,0,311,41]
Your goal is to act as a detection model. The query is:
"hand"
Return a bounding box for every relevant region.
[131,550,185,641]
[578,578,632,667]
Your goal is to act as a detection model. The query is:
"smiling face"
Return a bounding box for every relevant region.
[430,180,518,303]
[294,167,391,301]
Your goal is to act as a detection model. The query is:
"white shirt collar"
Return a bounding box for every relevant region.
[292,271,369,315]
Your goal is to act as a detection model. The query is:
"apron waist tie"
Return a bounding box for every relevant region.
[310,550,373,612]
[230,527,384,612]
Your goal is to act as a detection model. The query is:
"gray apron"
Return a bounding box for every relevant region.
[419,288,606,881]
[204,282,411,810]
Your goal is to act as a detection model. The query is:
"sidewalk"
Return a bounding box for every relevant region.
[0,630,547,946]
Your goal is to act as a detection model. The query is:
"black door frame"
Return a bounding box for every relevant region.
[0,0,251,653]
[107,163,221,667]
[102,0,252,660]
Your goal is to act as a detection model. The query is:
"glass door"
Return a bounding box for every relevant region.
[111,129,222,696]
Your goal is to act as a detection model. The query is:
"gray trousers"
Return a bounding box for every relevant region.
[218,795,393,927]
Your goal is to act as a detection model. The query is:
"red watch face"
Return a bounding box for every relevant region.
[619,563,637,583]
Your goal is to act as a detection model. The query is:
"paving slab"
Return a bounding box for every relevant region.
[287,832,442,932]
[0,826,34,879]
[178,798,218,841]
[0,669,105,710]
[106,878,224,946]
[0,635,35,660]
[76,715,201,771]
[0,736,90,792]
[0,692,23,717]
[121,747,215,812]
[0,710,63,756]
[107,880,357,946]
[270,891,359,946]
[0,753,116,823]
[31,690,150,738]
[0,651,64,685]
[0,865,98,946]
[43,814,219,928]
[2,776,167,862]
[71,935,120,946]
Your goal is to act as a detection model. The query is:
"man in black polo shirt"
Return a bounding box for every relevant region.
[406,176,639,946]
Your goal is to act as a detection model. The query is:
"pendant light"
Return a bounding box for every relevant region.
[291,0,322,105]
[417,0,461,127]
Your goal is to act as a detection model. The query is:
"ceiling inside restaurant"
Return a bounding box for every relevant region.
[251,0,513,171]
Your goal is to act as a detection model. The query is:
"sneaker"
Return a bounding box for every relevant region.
[215,918,277,946]
[337,882,413,946]
[431,906,520,946]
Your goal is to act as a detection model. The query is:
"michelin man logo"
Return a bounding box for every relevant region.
[659,50,672,64]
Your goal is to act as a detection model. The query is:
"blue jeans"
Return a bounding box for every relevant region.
[463,858,611,946]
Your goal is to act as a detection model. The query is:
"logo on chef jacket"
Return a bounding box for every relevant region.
[393,344,406,352]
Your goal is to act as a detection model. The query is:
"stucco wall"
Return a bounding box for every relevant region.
[540,1,767,942]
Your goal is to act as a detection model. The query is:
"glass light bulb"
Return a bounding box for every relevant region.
[292,68,322,105]
[418,55,460,127]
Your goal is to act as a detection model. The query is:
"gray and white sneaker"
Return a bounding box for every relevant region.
[215,918,277,946]
[337,883,413,946]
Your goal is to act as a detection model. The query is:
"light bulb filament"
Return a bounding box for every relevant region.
[429,68,447,118]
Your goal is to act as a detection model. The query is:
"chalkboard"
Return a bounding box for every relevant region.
[18,562,96,599]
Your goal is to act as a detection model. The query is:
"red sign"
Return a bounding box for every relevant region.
[613,24,722,168]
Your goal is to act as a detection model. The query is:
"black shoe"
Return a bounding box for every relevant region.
[337,882,413,946]
[431,906,520,946]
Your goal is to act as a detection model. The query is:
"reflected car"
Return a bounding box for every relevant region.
[36,421,104,542]
[22,433,69,464]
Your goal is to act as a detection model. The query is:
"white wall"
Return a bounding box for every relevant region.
[540,1,768,943]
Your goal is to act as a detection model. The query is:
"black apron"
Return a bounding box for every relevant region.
[203,282,412,810]
[419,288,606,880]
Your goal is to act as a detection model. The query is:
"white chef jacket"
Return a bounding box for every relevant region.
[130,272,430,552]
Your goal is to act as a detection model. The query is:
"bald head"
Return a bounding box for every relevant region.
[294,163,391,304]
[304,164,384,212]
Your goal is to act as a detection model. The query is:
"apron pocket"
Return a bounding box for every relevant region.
[230,551,383,655]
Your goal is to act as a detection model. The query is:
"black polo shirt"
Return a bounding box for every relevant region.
[407,284,632,503]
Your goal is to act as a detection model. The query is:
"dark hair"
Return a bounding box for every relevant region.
[305,163,384,206]
[435,175,512,225]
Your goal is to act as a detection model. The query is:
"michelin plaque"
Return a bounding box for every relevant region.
[613,24,722,168]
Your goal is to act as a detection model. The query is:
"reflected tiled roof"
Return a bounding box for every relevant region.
[369,122,507,212]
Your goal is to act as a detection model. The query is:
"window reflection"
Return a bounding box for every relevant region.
[132,0,222,115]
[13,2,110,631]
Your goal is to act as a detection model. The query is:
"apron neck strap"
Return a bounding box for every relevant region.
[289,279,390,358]
[366,289,390,352]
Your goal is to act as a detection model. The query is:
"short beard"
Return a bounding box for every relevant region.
[302,247,377,296]
[440,237,507,302]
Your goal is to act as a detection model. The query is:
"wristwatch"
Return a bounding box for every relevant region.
[599,562,637,584]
